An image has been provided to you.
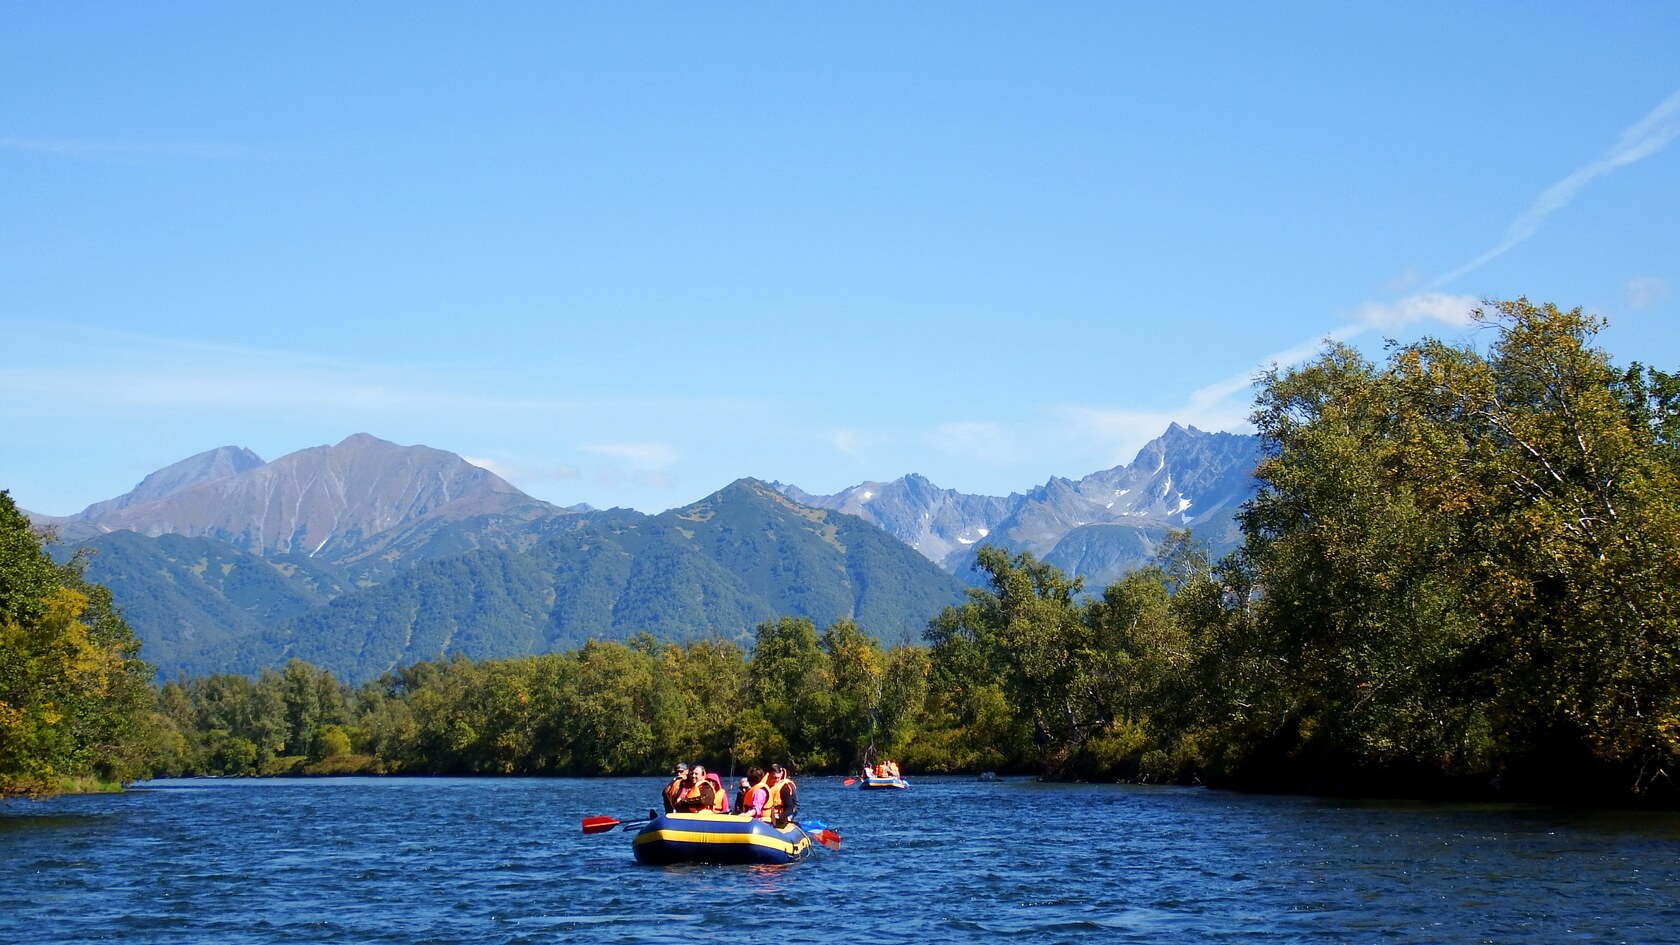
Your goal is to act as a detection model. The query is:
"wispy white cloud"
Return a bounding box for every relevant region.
[587,466,674,493]
[1350,292,1480,332]
[461,455,515,479]
[929,421,1018,463]
[0,321,698,416]
[455,455,585,501]
[1626,277,1670,310]
[1219,90,1680,453]
[583,442,677,469]
[0,136,248,160]
[1047,293,1480,469]
[1381,268,1424,294]
[1432,89,1680,288]
[1055,368,1256,467]
[828,429,866,460]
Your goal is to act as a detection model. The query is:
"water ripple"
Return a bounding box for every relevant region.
[4,776,1679,943]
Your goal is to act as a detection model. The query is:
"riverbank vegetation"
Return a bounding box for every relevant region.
[6,300,1677,805]
[0,493,157,798]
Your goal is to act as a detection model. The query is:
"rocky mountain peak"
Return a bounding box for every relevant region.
[781,424,1260,587]
[55,434,556,560]
[76,445,266,520]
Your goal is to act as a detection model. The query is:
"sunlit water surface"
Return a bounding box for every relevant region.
[4,775,1678,943]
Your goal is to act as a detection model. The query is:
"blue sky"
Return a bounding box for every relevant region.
[5,3,1678,516]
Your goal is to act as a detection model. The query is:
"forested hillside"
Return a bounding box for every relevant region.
[161,480,967,683]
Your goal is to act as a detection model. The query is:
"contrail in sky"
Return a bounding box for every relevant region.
[1431,88,1680,288]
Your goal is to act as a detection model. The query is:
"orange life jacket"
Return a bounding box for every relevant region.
[708,775,729,813]
[761,776,795,823]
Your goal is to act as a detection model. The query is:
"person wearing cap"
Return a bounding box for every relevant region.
[734,773,755,815]
[662,762,690,813]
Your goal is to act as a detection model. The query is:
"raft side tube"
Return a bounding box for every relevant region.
[631,812,813,866]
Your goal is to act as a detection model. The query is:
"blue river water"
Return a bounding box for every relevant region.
[3,774,1678,944]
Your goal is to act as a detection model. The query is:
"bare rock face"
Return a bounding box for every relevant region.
[79,446,268,518]
[781,424,1260,587]
[59,434,559,561]
[780,473,1018,566]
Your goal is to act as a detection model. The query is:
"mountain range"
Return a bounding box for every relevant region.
[21,426,1259,683]
[778,423,1258,587]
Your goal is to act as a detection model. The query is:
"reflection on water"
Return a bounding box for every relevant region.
[2,775,1677,944]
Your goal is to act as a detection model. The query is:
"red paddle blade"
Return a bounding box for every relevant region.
[842,778,856,786]
[581,816,620,835]
[817,829,841,850]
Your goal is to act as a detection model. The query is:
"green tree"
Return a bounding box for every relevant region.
[653,637,747,771]
[316,724,352,759]
[742,616,826,770]
[817,619,886,768]
[876,643,931,763]
[1208,298,1680,799]
[275,658,347,760]
[0,492,156,795]
[926,547,1086,772]
[563,640,657,774]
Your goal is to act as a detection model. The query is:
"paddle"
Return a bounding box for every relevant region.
[580,813,655,835]
[792,819,842,851]
[842,778,857,786]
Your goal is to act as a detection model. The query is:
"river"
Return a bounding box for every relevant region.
[3,775,1677,943]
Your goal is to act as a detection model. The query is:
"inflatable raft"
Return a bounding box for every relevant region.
[857,775,910,790]
[631,812,813,866]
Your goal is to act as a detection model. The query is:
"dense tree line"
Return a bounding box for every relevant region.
[143,620,941,780]
[9,299,1678,804]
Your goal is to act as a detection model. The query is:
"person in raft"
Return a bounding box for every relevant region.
[704,770,730,813]
[672,764,718,813]
[763,763,798,827]
[739,767,766,817]
[662,761,690,813]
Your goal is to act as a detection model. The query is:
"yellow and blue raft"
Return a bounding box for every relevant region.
[631,812,813,866]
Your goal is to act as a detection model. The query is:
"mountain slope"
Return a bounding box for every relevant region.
[52,530,350,675]
[30,445,267,542]
[22,424,1257,683]
[55,434,561,564]
[778,473,1017,565]
[786,424,1261,587]
[149,479,968,683]
[81,445,267,519]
